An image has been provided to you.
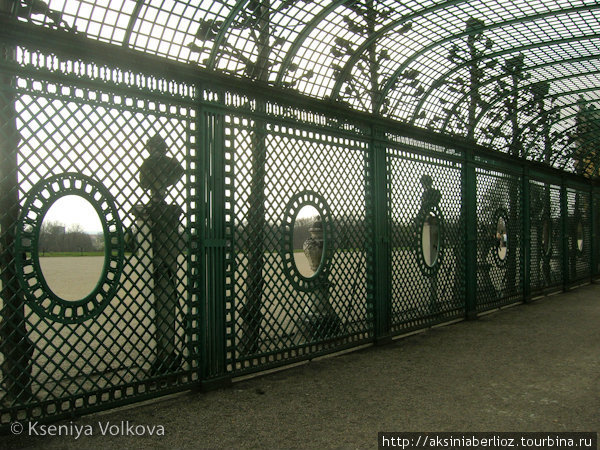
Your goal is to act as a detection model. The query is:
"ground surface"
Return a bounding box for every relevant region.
[3,284,599,449]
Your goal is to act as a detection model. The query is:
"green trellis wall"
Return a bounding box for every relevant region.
[0,41,599,431]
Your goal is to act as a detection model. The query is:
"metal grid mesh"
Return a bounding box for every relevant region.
[9,0,600,178]
[595,194,600,277]
[0,49,199,424]
[567,187,591,283]
[1,12,600,427]
[387,146,465,332]
[475,167,522,311]
[529,179,563,293]
[227,110,373,374]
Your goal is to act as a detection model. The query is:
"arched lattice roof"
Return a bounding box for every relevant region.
[6,0,600,177]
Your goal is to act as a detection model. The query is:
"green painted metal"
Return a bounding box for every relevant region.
[15,172,124,324]
[561,182,570,290]
[206,0,249,71]
[381,5,600,111]
[464,150,477,319]
[592,191,599,278]
[522,169,531,301]
[275,0,350,85]
[198,102,231,385]
[415,57,600,128]
[414,203,445,277]
[371,126,390,342]
[3,1,600,432]
[122,0,145,49]
[328,0,471,101]
[415,45,600,132]
[529,176,564,294]
[280,191,332,292]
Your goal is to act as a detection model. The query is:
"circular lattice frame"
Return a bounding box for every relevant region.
[575,219,585,254]
[415,204,445,278]
[281,190,332,292]
[15,173,124,324]
[492,207,509,268]
[540,209,553,259]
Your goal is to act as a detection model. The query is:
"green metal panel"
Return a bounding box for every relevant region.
[566,187,592,284]
[387,137,465,332]
[0,49,199,425]
[475,165,523,312]
[2,19,600,429]
[225,104,373,375]
[529,179,564,294]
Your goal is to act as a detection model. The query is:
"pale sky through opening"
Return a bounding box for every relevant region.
[43,195,103,234]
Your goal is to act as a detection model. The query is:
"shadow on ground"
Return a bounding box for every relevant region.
[4,285,599,449]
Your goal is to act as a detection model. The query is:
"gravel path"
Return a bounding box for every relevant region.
[4,284,599,449]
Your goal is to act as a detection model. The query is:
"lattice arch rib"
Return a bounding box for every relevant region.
[7,0,600,177]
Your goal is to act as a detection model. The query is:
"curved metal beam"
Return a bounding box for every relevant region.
[408,33,600,136]
[472,93,600,172]
[565,129,600,175]
[432,54,600,135]
[275,0,349,85]
[546,104,600,171]
[379,3,600,116]
[122,0,145,48]
[494,94,593,163]
[409,40,600,130]
[474,71,600,146]
[327,0,470,100]
[207,0,249,70]
[549,121,598,175]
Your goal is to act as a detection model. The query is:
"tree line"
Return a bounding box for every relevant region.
[38,221,103,254]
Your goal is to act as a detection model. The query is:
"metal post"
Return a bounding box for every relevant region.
[0,1,34,404]
[590,187,600,282]
[522,168,531,302]
[464,149,478,319]
[199,108,230,389]
[560,181,569,291]
[370,125,391,343]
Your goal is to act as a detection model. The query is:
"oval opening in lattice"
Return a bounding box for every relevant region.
[38,195,104,301]
[280,191,331,293]
[576,221,584,252]
[542,218,552,256]
[16,173,124,324]
[496,216,508,261]
[293,205,322,278]
[421,211,440,267]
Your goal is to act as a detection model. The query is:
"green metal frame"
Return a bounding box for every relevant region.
[2,0,600,432]
[280,190,332,293]
[491,207,509,269]
[15,172,124,324]
[414,203,445,277]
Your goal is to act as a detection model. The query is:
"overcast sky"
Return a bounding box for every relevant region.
[43,195,103,233]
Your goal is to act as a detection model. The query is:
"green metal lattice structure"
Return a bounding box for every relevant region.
[1,0,600,429]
